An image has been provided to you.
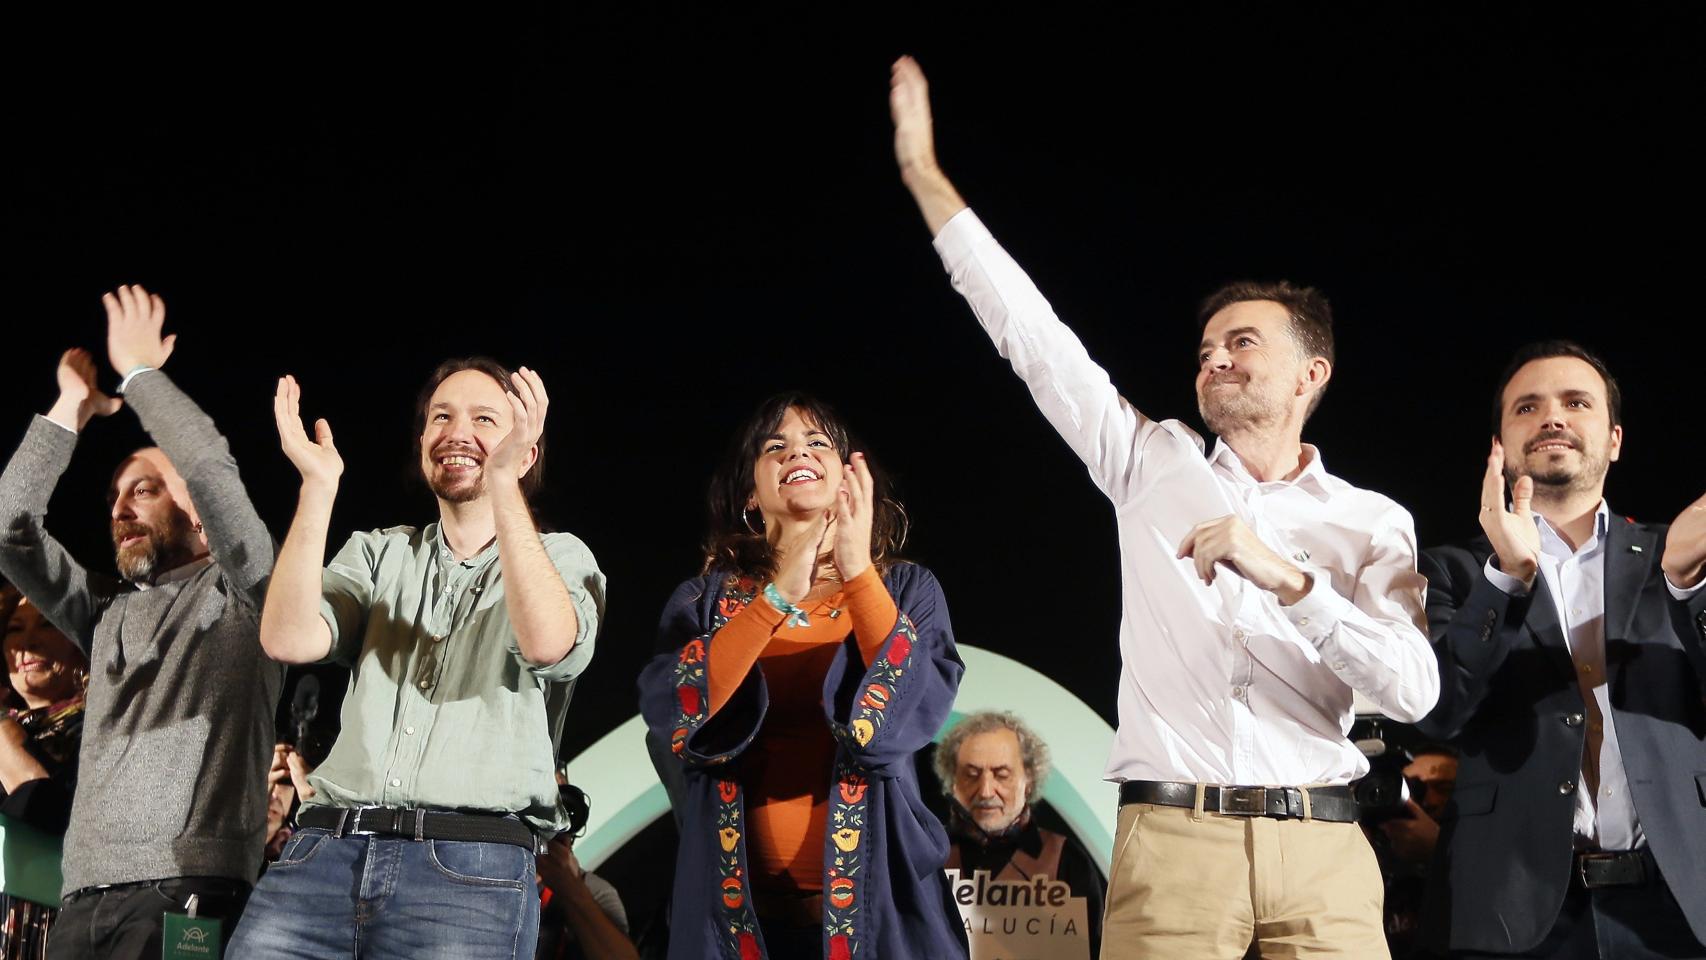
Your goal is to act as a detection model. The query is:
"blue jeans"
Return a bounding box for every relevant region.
[226,828,539,960]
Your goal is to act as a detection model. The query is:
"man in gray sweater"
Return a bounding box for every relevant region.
[0,285,285,959]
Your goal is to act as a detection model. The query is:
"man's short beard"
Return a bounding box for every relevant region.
[427,470,483,504]
[1509,431,1611,499]
[112,512,197,582]
[1511,450,1610,498]
[1199,389,1283,436]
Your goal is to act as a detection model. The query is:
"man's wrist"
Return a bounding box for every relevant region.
[116,365,157,393]
[1490,552,1538,588]
[1274,566,1313,607]
[1661,560,1704,590]
[44,397,85,434]
[297,479,339,505]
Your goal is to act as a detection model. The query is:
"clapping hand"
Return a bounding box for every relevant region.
[487,366,547,482]
[52,348,123,431]
[103,283,176,376]
[832,453,875,584]
[1661,492,1706,589]
[1479,441,1540,586]
[273,375,343,491]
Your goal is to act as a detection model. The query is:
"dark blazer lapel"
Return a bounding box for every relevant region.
[1605,515,1659,645]
[1524,567,1578,684]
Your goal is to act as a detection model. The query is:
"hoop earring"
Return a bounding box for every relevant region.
[884,498,912,550]
[742,506,764,535]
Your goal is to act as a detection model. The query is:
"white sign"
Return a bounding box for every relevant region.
[948,869,1090,960]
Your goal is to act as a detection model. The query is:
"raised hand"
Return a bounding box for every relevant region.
[890,55,940,177]
[832,452,875,583]
[772,514,830,604]
[1177,515,1311,604]
[1480,440,1540,585]
[273,375,343,491]
[890,55,968,235]
[488,366,547,481]
[1661,491,1706,589]
[51,347,124,431]
[103,284,176,375]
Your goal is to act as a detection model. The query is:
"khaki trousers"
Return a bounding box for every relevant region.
[1100,801,1389,960]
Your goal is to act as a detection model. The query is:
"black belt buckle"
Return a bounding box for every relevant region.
[1218,786,1270,816]
[1577,851,1646,888]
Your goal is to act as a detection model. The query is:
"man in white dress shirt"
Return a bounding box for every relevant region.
[889,57,1438,958]
[1413,341,1706,958]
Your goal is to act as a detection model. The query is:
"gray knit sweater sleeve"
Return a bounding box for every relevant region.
[0,416,117,650]
[123,370,275,608]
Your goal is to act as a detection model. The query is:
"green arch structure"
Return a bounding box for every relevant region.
[571,644,1119,877]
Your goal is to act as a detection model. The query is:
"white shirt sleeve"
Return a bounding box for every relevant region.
[1482,557,1534,596]
[933,208,1166,504]
[1664,575,1705,600]
[1284,503,1440,722]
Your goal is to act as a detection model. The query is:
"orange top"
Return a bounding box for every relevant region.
[705,566,897,893]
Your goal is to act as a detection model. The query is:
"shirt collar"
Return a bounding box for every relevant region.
[133,555,212,590]
[427,522,498,568]
[1533,499,1610,563]
[1208,439,1332,500]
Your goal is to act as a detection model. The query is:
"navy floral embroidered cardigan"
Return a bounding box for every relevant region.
[639,562,969,960]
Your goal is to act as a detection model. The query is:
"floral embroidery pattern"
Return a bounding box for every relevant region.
[686,577,914,959]
[824,756,870,955]
[820,616,917,958]
[684,577,763,958]
[669,578,756,756]
[834,615,916,752]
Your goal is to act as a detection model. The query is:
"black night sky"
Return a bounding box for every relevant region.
[11,5,1704,763]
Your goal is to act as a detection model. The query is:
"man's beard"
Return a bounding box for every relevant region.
[112,512,197,582]
[1198,374,1284,435]
[1510,428,1610,495]
[426,465,483,503]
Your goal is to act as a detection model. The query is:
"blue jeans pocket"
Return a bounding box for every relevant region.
[426,840,531,888]
[273,828,331,867]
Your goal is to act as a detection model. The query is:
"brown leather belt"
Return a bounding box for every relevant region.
[1119,779,1360,823]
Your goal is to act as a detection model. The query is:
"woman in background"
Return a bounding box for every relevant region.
[640,393,967,960]
[0,586,88,960]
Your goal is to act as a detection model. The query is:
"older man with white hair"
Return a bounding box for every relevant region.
[937,711,1106,955]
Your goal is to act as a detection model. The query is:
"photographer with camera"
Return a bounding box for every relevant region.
[535,773,637,960]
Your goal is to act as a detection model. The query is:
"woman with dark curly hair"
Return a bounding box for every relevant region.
[640,393,967,960]
[0,586,89,959]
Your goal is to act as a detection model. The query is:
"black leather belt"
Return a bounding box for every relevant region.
[1119,779,1360,823]
[297,805,536,848]
[1576,850,1649,888]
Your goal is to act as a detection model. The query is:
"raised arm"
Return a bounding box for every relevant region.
[103,285,275,603]
[890,56,968,236]
[488,367,586,667]
[259,375,341,663]
[0,349,125,648]
[890,56,1165,502]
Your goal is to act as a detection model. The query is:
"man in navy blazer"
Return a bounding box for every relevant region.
[1415,339,1706,958]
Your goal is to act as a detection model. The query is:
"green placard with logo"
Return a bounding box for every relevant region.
[162,913,220,960]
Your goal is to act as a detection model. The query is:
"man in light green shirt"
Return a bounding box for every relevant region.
[228,357,605,960]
